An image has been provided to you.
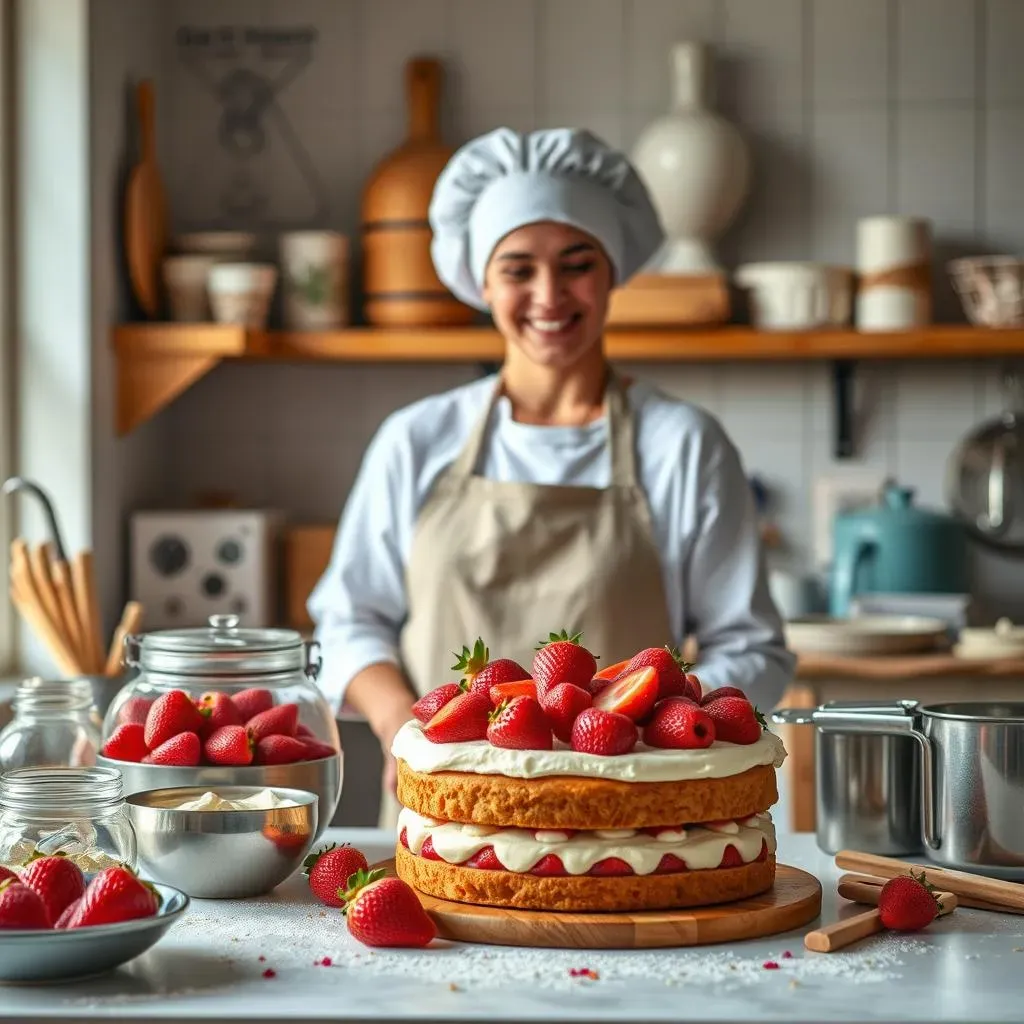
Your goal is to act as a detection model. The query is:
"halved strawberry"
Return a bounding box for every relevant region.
[412,683,464,723]
[591,666,658,722]
[422,690,491,744]
[488,679,537,706]
[655,853,688,874]
[532,630,597,697]
[570,707,638,756]
[419,837,442,860]
[487,696,553,751]
[540,682,592,743]
[592,658,629,683]
[718,845,744,868]
[589,857,633,876]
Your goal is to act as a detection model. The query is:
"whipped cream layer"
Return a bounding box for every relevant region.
[391,719,786,783]
[399,808,776,875]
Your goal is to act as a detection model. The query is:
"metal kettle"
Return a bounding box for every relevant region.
[829,480,969,617]
[946,369,1024,552]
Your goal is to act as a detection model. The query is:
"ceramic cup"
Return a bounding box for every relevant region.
[207,263,278,329]
[279,231,349,330]
[162,255,218,322]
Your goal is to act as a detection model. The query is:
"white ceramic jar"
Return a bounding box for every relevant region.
[856,216,932,331]
[631,42,751,274]
[735,262,854,331]
[279,231,349,330]
[207,263,278,329]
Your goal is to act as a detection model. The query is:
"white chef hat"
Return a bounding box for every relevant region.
[429,127,665,310]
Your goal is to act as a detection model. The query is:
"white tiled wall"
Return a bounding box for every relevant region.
[146,0,1024,612]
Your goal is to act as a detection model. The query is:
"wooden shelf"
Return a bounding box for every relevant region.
[112,323,1024,436]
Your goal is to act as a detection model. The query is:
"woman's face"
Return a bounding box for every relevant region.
[481,222,613,371]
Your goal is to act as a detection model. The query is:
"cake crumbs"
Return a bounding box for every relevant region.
[762,961,780,970]
[449,982,460,991]
[569,967,600,980]
[262,969,276,979]
[781,950,793,959]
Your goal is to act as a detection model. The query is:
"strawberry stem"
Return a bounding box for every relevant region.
[534,629,584,651]
[451,637,489,677]
[340,866,386,913]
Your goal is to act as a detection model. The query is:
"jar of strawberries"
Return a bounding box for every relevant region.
[95,615,342,838]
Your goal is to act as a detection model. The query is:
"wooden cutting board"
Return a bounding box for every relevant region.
[124,79,167,319]
[376,859,821,949]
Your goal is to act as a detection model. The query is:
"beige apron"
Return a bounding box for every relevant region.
[380,370,674,829]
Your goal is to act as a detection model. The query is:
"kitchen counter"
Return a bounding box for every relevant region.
[3,828,1023,1024]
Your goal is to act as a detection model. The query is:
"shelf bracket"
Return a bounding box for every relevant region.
[116,353,222,436]
[832,359,856,460]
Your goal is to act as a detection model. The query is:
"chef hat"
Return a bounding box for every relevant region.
[429,127,665,310]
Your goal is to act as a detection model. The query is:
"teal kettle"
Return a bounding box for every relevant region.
[829,481,969,617]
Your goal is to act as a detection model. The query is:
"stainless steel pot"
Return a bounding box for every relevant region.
[774,699,1024,879]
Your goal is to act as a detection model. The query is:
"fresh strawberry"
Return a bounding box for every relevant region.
[343,868,436,948]
[0,866,16,885]
[592,666,659,722]
[422,690,491,744]
[592,658,630,683]
[412,683,464,723]
[702,696,765,745]
[116,696,153,726]
[296,723,316,739]
[643,698,716,749]
[540,682,592,743]
[255,735,308,765]
[204,725,254,766]
[54,900,79,928]
[878,869,941,931]
[0,879,50,929]
[196,691,243,737]
[231,687,274,721]
[532,630,598,696]
[304,843,369,907]
[247,703,299,741]
[60,865,159,929]
[301,739,338,760]
[101,722,148,763]
[622,645,696,701]
[700,686,747,705]
[451,638,529,693]
[144,689,204,749]
[570,707,638,756]
[143,730,201,766]
[486,696,553,750]
[488,679,537,706]
[681,672,704,703]
[20,853,86,925]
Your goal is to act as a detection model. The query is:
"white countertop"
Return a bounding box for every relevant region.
[3,827,1023,1023]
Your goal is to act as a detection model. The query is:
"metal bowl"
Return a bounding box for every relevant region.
[126,785,318,899]
[96,753,342,839]
[0,882,188,985]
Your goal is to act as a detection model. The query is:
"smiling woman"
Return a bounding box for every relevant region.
[307,126,796,829]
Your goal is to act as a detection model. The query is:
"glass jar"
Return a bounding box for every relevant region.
[97,614,342,833]
[0,765,136,873]
[0,678,102,772]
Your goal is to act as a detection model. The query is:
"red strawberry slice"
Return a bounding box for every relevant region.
[591,657,629,683]
[529,854,567,876]
[486,696,553,751]
[0,879,50,929]
[60,865,159,929]
[531,630,598,697]
[247,703,299,741]
[642,698,715,750]
[700,686,747,705]
[196,692,243,737]
[412,683,464,724]
[540,682,592,743]
[570,707,638,756]
[116,696,153,726]
[342,869,436,948]
[399,827,409,849]
[488,679,537,706]
[419,837,442,860]
[204,725,254,766]
[255,734,307,765]
[20,854,86,925]
[300,739,338,760]
[701,696,765,745]
[592,666,659,722]
[465,846,505,871]
[143,730,201,766]
[422,690,491,744]
[589,857,633,876]
[718,845,744,868]
[655,854,688,874]
[101,722,148,763]
[231,687,274,721]
[144,689,204,750]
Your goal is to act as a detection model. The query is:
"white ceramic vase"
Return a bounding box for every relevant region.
[631,42,751,275]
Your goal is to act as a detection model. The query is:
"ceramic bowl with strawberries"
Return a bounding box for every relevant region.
[96,616,343,836]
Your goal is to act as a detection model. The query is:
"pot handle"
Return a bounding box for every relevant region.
[772,701,939,851]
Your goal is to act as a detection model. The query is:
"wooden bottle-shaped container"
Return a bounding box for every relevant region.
[360,58,475,327]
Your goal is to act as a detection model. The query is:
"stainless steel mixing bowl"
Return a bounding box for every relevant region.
[127,785,318,899]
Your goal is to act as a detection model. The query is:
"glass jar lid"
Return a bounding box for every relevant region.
[126,614,320,678]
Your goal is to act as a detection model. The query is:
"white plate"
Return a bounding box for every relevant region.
[785,615,948,656]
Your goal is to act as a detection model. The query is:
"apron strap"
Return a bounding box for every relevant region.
[447,368,640,487]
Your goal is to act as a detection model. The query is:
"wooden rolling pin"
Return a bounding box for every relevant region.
[835,850,1024,914]
[838,872,1024,916]
[805,890,956,953]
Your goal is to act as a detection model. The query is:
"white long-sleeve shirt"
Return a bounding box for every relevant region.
[307,374,796,713]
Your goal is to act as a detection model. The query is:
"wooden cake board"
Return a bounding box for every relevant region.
[376,859,822,950]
